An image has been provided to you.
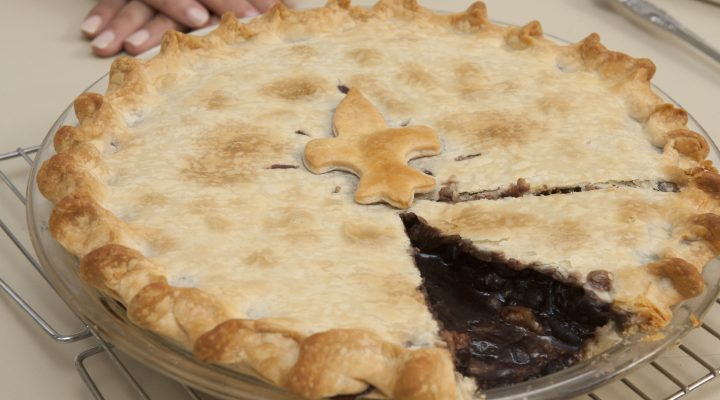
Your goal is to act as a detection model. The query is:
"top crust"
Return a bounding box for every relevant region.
[36,1,720,399]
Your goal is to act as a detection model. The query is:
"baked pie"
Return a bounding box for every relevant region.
[36,1,720,398]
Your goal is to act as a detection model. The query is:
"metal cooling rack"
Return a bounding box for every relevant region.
[1,144,719,400]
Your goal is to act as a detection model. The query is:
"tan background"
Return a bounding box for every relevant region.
[1,0,719,399]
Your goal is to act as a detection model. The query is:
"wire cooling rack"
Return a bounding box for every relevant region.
[1,144,719,400]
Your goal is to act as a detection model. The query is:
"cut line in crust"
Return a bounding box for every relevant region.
[437,179,681,203]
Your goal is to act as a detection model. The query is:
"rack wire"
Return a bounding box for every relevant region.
[1,144,719,400]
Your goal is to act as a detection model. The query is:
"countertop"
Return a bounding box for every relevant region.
[1,0,719,399]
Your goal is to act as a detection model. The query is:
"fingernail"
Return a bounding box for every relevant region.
[187,7,209,26]
[91,30,115,49]
[125,29,149,47]
[244,9,260,18]
[80,15,102,35]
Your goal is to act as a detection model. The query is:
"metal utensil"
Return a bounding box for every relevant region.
[612,0,720,63]
[697,0,720,7]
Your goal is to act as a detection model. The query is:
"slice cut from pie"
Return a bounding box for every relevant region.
[36,1,720,399]
[405,184,716,389]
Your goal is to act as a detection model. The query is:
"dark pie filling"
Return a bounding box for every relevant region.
[401,213,625,390]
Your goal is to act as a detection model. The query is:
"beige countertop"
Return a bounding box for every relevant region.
[1,1,719,399]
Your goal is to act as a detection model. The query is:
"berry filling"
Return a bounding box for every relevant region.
[402,213,624,389]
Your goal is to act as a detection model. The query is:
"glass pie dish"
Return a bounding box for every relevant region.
[26,28,720,400]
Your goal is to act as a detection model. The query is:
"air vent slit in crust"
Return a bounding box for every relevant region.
[401,213,625,389]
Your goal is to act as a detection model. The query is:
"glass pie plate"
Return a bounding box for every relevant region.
[26,28,720,400]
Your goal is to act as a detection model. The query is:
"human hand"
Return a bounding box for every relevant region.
[80,0,280,57]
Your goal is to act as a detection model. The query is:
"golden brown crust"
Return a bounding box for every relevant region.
[128,281,230,345]
[686,213,720,252]
[195,323,457,399]
[285,330,456,400]
[79,244,165,301]
[645,104,690,146]
[53,126,81,153]
[74,92,105,123]
[647,258,705,298]
[211,12,254,43]
[504,21,543,50]
[667,129,710,162]
[37,146,107,203]
[576,33,655,83]
[693,170,720,198]
[448,2,488,29]
[303,87,441,209]
[49,192,130,256]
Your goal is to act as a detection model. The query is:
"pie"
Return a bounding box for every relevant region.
[36,1,720,399]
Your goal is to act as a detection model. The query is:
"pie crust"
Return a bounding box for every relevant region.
[36,1,720,399]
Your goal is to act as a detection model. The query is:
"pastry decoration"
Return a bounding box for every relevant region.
[303,87,441,209]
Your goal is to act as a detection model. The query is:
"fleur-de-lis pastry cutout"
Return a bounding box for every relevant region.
[303,87,442,209]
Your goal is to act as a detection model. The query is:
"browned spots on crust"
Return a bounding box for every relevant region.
[396,63,438,89]
[437,112,542,148]
[157,73,179,90]
[453,206,538,231]
[341,220,399,244]
[262,208,318,242]
[138,227,177,253]
[181,115,200,125]
[347,48,384,66]
[287,44,319,58]
[453,62,484,95]
[243,249,277,267]
[187,197,219,211]
[206,90,235,110]
[138,193,169,207]
[454,62,483,79]
[261,74,328,101]
[263,208,316,229]
[204,214,231,232]
[536,94,574,115]
[491,80,521,93]
[185,85,238,110]
[616,197,661,226]
[548,219,591,251]
[184,198,232,231]
[182,123,288,185]
[347,74,414,115]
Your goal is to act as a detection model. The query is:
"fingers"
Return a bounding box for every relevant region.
[138,0,213,29]
[83,0,274,57]
[91,0,155,57]
[199,0,262,18]
[247,0,280,13]
[123,14,184,55]
[80,0,126,38]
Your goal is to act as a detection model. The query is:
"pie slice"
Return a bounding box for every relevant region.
[406,185,717,387]
[35,1,720,399]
